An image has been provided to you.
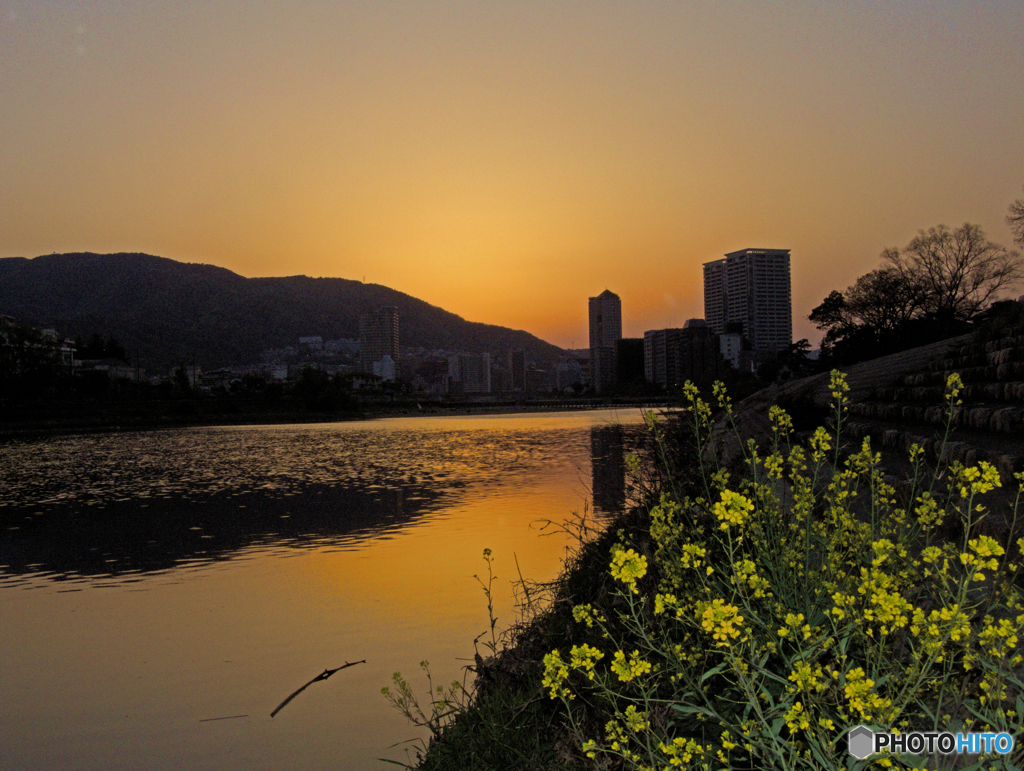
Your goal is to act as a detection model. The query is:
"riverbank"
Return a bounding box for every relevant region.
[396,377,1024,770]
[0,394,675,442]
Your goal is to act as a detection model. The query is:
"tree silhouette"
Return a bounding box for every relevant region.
[810,222,1021,365]
[1008,187,1024,248]
[883,223,1021,325]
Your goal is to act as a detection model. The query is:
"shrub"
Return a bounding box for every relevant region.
[543,371,1024,770]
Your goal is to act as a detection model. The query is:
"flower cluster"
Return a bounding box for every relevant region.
[955,461,1002,499]
[784,701,811,733]
[609,546,648,593]
[808,426,832,462]
[712,489,754,531]
[569,644,604,680]
[843,667,891,722]
[534,373,1024,771]
[610,650,653,682]
[733,558,771,599]
[571,603,604,628]
[698,599,744,647]
[657,737,709,768]
[946,371,964,404]
[777,611,812,640]
[541,650,571,699]
[829,369,850,402]
[768,404,794,437]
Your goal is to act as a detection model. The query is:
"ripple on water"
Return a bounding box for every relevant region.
[0,413,650,584]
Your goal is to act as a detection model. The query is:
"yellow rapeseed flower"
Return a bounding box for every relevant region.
[769,404,794,437]
[569,644,604,680]
[699,599,745,647]
[572,603,604,628]
[713,489,754,531]
[785,701,811,732]
[610,650,653,682]
[622,705,649,733]
[609,546,648,593]
[844,667,891,722]
[764,451,785,479]
[788,661,826,693]
[733,559,771,598]
[830,370,850,402]
[810,426,832,462]
[542,650,572,699]
[946,372,964,404]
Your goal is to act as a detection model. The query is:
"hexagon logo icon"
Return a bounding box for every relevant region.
[848,725,874,759]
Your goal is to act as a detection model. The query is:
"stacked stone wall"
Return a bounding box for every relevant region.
[843,322,1024,485]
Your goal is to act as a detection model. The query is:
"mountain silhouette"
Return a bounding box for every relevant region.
[0,253,564,371]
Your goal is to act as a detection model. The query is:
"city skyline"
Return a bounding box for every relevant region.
[2,2,1023,349]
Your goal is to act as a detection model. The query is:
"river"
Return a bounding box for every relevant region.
[0,409,647,770]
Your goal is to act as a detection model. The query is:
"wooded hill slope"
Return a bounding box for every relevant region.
[0,253,564,371]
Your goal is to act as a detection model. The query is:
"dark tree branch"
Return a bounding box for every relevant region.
[270,660,367,718]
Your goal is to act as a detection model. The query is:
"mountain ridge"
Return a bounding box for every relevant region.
[0,252,564,371]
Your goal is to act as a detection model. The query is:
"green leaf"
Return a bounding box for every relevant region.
[670,704,715,718]
[962,700,993,727]
[761,669,791,687]
[699,662,727,685]
[805,735,834,768]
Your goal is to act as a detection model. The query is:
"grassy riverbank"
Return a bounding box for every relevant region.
[387,373,1024,770]
[0,393,671,442]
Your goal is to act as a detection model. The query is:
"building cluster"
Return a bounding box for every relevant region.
[3,247,793,397]
[585,248,793,393]
[275,246,793,397]
[266,305,552,395]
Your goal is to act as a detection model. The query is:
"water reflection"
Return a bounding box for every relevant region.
[0,415,649,584]
[591,425,627,516]
[0,410,650,771]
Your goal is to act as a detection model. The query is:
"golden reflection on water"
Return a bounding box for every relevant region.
[0,410,646,770]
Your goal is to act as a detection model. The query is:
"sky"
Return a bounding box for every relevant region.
[2,0,1023,349]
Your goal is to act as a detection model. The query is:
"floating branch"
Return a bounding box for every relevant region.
[198,714,249,723]
[270,660,366,718]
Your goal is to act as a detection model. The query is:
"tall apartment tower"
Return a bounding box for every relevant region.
[589,290,622,393]
[703,249,791,358]
[359,306,399,375]
[509,349,526,392]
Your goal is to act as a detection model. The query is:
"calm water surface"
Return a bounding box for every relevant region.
[0,410,646,770]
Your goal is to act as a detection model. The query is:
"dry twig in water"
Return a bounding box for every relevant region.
[270,660,366,718]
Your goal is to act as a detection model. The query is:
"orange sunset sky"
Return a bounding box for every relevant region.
[2,1,1023,349]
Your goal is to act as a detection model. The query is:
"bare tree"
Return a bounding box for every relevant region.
[1008,188,1024,247]
[845,267,925,332]
[883,223,1022,323]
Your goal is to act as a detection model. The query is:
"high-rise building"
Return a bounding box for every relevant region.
[703,249,791,357]
[643,324,725,390]
[448,352,492,393]
[588,290,622,393]
[359,306,399,376]
[589,290,622,349]
[615,338,645,388]
[509,349,526,392]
